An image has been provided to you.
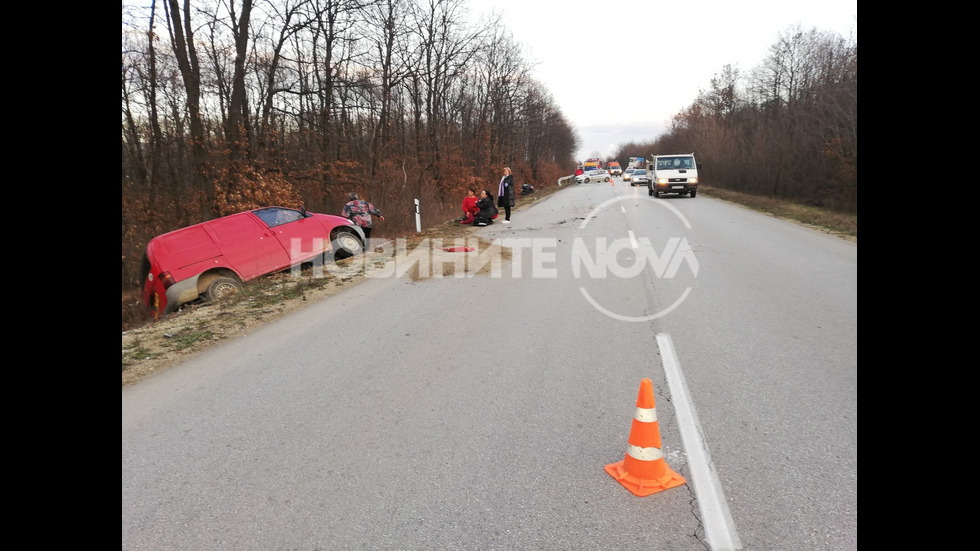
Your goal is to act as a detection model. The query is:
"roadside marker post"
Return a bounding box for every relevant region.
[415,198,421,233]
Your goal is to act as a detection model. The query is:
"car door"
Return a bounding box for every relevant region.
[203,212,292,280]
[253,207,329,267]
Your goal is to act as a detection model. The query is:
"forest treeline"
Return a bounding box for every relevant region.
[121,0,856,290]
[121,0,578,288]
[615,25,857,213]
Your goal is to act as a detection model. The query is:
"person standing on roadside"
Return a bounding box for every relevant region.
[497,166,515,224]
[342,192,384,243]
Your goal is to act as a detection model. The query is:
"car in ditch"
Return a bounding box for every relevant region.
[141,205,366,317]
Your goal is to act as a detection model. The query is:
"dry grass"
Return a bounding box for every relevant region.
[699,185,857,242]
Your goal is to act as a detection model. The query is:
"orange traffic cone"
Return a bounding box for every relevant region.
[604,378,686,496]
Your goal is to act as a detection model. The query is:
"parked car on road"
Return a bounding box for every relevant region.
[630,169,650,186]
[622,168,636,183]
[575,169,611,183]
[141,206,365,317]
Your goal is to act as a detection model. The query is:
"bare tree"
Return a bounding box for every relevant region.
[164,0,215,219]
[364,0,411,187]
[227,0,254,160]
[472,21,526,170]
[407,0,485,191]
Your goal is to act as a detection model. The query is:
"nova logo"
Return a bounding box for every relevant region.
[576,195,699,322]
[290,195,700,323]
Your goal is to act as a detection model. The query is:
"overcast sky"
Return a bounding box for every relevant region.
[464,0,857,163]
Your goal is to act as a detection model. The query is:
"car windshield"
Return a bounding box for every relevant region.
[255,207,304,227]
[634,170,646,175]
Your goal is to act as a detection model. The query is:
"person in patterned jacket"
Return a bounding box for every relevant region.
[342,192,384,242]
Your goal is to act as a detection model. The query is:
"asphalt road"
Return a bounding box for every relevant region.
[122,181,857,550]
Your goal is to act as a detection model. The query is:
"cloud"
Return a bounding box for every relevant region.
[575,121,669,161]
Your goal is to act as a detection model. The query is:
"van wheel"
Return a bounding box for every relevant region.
[690,190,697,198]
[205,277,243,302]
[331,230,364,259]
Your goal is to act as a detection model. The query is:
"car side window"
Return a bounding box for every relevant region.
[255,207,303,228]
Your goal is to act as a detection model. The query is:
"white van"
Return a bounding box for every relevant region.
[647,153,700,198]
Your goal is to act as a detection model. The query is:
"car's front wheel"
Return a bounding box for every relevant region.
[205,276,243,303]
[690,190,697,198]
[584,178,591,183]
[331,229,364,259]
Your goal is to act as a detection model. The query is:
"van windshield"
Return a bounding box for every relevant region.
[656,157,694,169]
[255,207,304,227]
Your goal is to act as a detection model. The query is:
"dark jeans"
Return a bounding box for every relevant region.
[503,205,511,220]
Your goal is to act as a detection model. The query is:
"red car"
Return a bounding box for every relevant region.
[141,206,365,317]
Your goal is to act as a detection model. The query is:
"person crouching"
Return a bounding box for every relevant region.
[472,189,498,226]
[458,188,478,224]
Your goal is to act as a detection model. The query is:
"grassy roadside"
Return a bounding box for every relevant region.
[698,185,857,242]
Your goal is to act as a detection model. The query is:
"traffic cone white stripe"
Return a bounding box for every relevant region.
[627,444,664,461]
[635,406,657,423]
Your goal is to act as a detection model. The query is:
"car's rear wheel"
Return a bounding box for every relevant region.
[604,177,610,182]
[331,229,364,260]
[205,276,243,303]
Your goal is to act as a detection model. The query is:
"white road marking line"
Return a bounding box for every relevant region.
[657,333,743,551]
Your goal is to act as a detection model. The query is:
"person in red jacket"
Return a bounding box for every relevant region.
[458,188,479,224]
